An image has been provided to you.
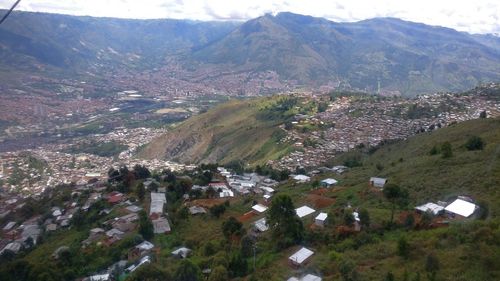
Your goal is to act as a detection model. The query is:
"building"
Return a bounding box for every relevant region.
[289,247,314,267]
[128,241,154,260]
[293,175,311,182]
[295,206,316,218]
[315,213,328,227]
[189,206,207,215]
[150,192,166,215]
[172,247,192,259]
[252,204,268,214]
[320,178,338,188]
[369,177,387,188]
[287,274,322,281]
[254,218,269,232]
[152,217,171,234]
[415,202,445,215]
[444,198,478,218]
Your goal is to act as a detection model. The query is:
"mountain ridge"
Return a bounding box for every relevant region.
[1,10,499,96]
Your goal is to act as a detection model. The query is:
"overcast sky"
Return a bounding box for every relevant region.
[1,0,499,34]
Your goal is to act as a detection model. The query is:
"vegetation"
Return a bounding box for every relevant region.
[64,141,128,157]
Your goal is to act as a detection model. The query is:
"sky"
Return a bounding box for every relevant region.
[1,0,499,34]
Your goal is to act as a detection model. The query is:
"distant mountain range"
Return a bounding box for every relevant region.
[1,10,499,96]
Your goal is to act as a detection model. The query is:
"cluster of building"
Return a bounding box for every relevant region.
[0,127,196,195]
[270,91,500,170]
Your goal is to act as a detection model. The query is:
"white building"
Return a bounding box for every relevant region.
[289,247,314,266]
[315,213,328,227]
[296,206,316,218]
[445,198,478,218]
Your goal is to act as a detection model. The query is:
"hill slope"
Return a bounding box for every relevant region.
[139,97,299,165]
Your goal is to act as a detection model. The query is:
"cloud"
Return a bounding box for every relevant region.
[0,0,498,34]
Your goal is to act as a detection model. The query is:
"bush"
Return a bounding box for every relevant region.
[441,142,453,158]
[465,136,484,151]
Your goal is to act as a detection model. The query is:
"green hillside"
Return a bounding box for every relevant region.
[139,96,304,166]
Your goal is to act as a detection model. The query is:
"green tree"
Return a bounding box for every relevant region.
[465,136,484,151]
[266,195,304,249]
[384,272,395,281]
[174,259,201,281]
[208,265,229,281]
[210,204,226,218]
[383,184,409,225]
[441,142,453,158]
[228,251,247,277]
[344,212,355,226]
[359,209,370,228]
[138,211,154,240]
[240,235,254,258]
[128,264,171,281]
[425,254,440,281]
[222,217,245,240]
[398,236,410,259]
[429,145,439,155]
[479,110,487,118]
[136,183,146,201]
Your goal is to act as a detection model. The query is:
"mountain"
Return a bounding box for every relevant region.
[191,13,500,95]
[1,11,499,96]
[0,10,237,73]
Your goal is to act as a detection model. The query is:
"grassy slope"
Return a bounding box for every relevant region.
[140,97,294,166]
[254,117,500,280]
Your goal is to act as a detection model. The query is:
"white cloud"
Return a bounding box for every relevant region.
[0,0,499,34]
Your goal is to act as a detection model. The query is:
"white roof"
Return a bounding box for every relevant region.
[302,274,322,281]
[370,177,387,187]
[353,212,360,222]
[287,278,300,281]
[136,241,154,251]
[89,274,110,281]
[296,206,316,218]
[315,212,328,221]
[321,178,338,185]
[294,175,311,181]
[415,202,445,215]
[150,192,166,215]
[252,204,268,213]
[219,190,234,198]
[254,218,269,232]
[445,199,477,217]
[289,247,314,264]
[261,186,275,193]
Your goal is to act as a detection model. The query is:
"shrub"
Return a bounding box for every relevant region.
[465,136,484,151]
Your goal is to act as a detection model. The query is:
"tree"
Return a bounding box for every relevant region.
[128,264,171,281]
[228,252,247,277]
[429,145,439,155]
[240,235,254,258]
[222,217,245,240]
[441,142,453,158]
[465,136,484,151]
[425,254,440,281]
[174,259,201,281]
[138,211,154,240]
[398,236,410,259]
[208,265,229,281]
[359,209,370,228]
[136,183,145,201]
[384,272,395,281]
[266,195,304,249]
[479,110,487,118]
[210,204,226,218]
[383,184,409,225]
[133,164,151,179]
[343,212,355,226]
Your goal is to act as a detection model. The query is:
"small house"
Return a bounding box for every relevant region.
[152,217,171,234]
[189,206,207,215]
[315,213,328,227]
[289,247,314,267]
[293,175,311,183]
[128,241,154,260]
[254,218,269,232]
[369,177,387,188]
[252,204,268,214]
[295,206,316,218]
[444,198,478,218]
[320,178,338,188]
[172,247,192,259]
[287,274,322,281]
[415,202,445,215]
